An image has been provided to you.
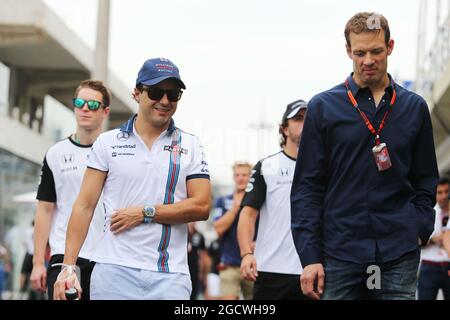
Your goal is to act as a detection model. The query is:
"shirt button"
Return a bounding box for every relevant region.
[368,97,372,100]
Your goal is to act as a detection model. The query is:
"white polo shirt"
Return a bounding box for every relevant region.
[36,137,104,259]
[87,115,209,275]
[241,151,303,275]
[420,204,450,262]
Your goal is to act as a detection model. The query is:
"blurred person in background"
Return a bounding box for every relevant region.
[19,220,45,299]
[203,238,222,299]
[0,242,11,300]
[213,162,253,300]
[187,222,208,299]
[418,176,450,300]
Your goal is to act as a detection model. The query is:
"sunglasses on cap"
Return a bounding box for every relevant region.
[143,86,183,102]
[72,98,103,111]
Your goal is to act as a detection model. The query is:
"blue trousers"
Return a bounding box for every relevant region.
[417,262,450,300]
[90,263,192,300]
[322,249,420,300]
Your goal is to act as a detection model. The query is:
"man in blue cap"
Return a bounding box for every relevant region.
[53,57,212,300]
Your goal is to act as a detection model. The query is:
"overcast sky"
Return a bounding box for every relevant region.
[42,0,438,187]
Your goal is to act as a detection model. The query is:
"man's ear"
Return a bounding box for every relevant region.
[387,39,394,56]
[283,125,289,138]
[103,106,110,118]
[132,88,141,103]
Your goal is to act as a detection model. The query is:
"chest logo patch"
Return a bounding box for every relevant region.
[117,131,130,141]
[62,154,74,164]
[279,167,290,177]
[164,145,188,154]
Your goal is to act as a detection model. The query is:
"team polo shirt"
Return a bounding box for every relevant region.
[87,115,210,274]
[241,151,303,275]
[36,137,104,259]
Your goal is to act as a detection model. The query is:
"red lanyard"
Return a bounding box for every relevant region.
[344,79,396,145]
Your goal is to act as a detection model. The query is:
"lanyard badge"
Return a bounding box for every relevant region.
[344,79,396,171]
[372,141,392,171]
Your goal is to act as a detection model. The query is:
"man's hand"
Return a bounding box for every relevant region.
[430,233,444,247]
[110,206,145,234]
[30,264,47,292]
[240,254,258,282]
[300,263,325,300]
[53,265,82,300]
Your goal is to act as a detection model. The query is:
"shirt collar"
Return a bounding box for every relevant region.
[346,73,395,97]
[119,114,176,134]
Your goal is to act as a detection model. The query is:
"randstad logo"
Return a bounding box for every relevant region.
[110,144,136,150]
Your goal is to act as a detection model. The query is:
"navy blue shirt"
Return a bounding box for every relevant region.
[213,195,241,266]
[291,74,439,267]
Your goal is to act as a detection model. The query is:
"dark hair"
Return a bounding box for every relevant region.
[344,12,390,47]
[135,84,144,92]
[278,120,289,148]
[74,80,111,107]
[438,176,450,186]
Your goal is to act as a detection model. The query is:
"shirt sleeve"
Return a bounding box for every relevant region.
[36,156,56,202]
[186,136,210,181]
[410,98,439,244]
[86,134,108,172]
[212,197,225,222]
[241,161,266,210]
[290,97,328,267]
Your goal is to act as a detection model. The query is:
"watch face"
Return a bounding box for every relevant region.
[144,206,155,218]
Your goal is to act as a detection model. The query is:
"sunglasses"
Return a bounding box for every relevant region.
[143,86,183,102]
[72,98,102,111]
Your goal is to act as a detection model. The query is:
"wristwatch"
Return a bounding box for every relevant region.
[142,205,156,224]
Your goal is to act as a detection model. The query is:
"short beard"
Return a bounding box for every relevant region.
[289,134,301,148]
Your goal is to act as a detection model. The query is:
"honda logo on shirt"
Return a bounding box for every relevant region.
[279,168,289,177]
[62,154,74,164]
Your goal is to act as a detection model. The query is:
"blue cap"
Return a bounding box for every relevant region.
[136,57,186,89]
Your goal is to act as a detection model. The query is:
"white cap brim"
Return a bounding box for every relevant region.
[286,103,307,119]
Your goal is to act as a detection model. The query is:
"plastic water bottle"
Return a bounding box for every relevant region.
[52,263,81,300]
[65,287,79,300]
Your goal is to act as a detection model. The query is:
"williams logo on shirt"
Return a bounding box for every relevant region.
[163,145,188,154]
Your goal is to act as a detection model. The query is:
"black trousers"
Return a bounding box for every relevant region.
[253,271,310,300]
[47,254,95,300]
